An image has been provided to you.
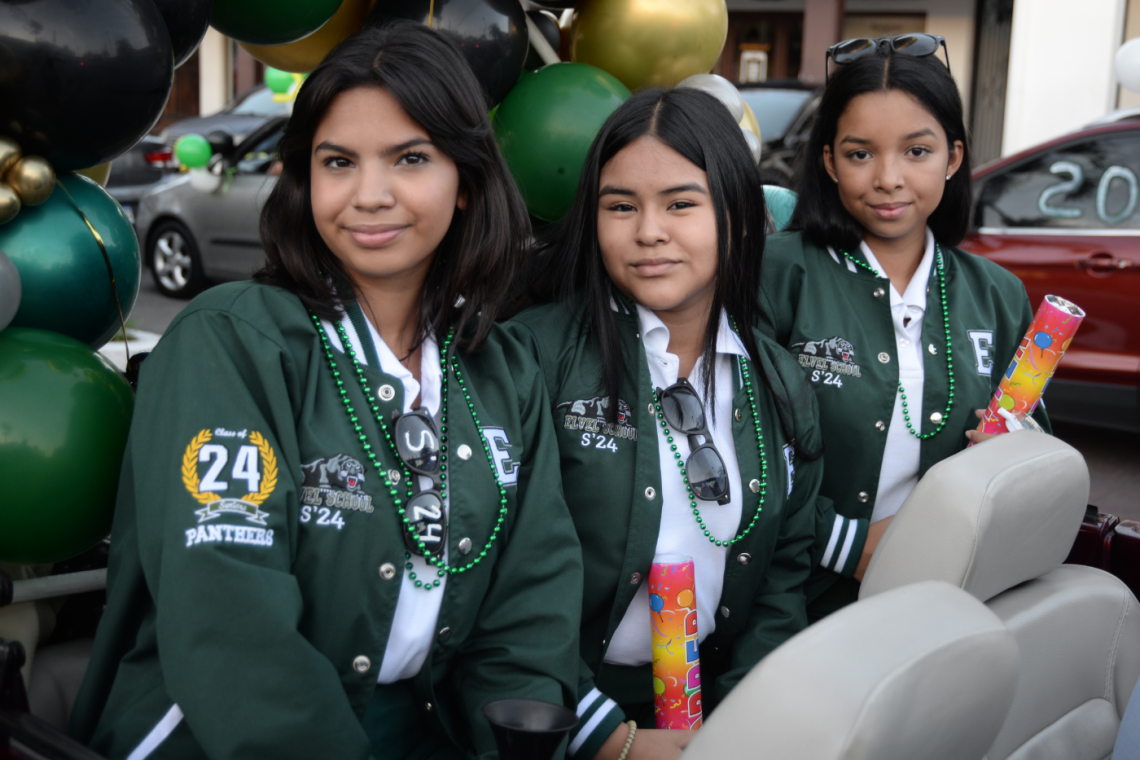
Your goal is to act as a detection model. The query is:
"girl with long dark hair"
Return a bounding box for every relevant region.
[507,88,825,760]
[71,22,581,760]
[762,37,1049,620]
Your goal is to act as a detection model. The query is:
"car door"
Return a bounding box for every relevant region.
[964,130,1140,394]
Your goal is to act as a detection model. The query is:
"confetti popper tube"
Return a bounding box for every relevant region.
[649,554,702,730]
[977,295,1085,438]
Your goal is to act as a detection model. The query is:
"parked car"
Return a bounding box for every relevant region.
[136,117,286,298]
[160,85,291,146]
[961,120,1140,432]
[737,81,820,187]
[104,135,179,226]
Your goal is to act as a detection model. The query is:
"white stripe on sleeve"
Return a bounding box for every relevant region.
[835,520,860,574]
[567,698,618,756]
[126,704,183,760]
[820,516,845,569]
[576,687,602,718]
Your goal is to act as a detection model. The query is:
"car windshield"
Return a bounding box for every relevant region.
[227,88,291,117]
[738,89,813,143]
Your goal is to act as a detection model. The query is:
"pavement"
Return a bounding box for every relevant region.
[115,274,1140,523]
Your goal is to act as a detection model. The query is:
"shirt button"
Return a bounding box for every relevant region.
[438,627,451,641]
[458,537,472,555]
[720,606,730,618]
[873,287,886,298]
[878,352,890,363]
[875,420,886,432]
[930,412,944,424]
[749,478,760,493]
[928,344,938,355]
[899,338,910,347]
[645,487,656,500]
[378,384,396,401]
[858,491,870,503]
[353,655,371,673]
[457,444,472,460]
[379,563,396,580]
[737,553,751,565]
[630,572,642,585]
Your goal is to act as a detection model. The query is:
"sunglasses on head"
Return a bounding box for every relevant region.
[825,33,950,83]
[657,378,730,506]
[393,407,447,558]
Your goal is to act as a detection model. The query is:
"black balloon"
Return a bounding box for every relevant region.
[523,10,559,70]
[152,0,213,68]
[0,0,174,172]
[366,0,527,107]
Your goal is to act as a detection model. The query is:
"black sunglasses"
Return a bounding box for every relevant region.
[825,34,950,82]
[392,407,447,558]
[657,379,730,505]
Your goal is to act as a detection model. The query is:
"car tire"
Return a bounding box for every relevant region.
[149,220,206,299]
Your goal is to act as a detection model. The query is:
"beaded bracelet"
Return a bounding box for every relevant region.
[617,721,637,760]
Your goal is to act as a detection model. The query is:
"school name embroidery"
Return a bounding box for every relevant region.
[558,396,639,441]
[185,524,275,548]
[299,454,374,513]
[792,337,863,378]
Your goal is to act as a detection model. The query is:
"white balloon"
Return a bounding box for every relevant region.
[188,167,223,193]
[677,73,746,123]
[1115,38,1140,93]
[0,248,21,332]
[742,127,762,164]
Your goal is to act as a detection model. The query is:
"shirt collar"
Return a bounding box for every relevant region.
[339,311,442,416]
[636,304,748,361]
[860,227,935,312]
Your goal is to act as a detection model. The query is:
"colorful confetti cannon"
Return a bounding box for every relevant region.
[649,554,702,730]
[977,295,1085,437]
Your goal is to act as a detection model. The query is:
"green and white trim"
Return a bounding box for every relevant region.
[819,514,868,578]
[568,682,626,759]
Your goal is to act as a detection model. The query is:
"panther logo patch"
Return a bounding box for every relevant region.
[791,336,863,385]
[557,396,638,440]
[300,455,374,513]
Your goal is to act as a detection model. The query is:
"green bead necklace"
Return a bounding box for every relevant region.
[839,245,955,439]
[310,312,509,591]
[652,323,768,547]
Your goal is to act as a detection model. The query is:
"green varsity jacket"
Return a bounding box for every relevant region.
[69,282,582,760]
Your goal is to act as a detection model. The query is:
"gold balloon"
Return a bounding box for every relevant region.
[0,184,19,224]
[241,0,372,73]
[0,137,21,178]
[571,0,728,91]
[77,162,112,188]
[6,156,55,206]
[740,101,760,142]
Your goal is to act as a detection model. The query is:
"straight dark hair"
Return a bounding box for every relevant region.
[256,20,530,353]
[790,49,972,250]
[536,88,767,420]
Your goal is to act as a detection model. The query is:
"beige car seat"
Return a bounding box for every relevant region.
[861,431,1140,760]
[682,581,1020,760]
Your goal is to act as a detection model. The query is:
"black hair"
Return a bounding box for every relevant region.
[255,20,530,353]
[790,49,972,250]
[535,87,767,420]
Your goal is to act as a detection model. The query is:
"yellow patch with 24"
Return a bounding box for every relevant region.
[182,429,278,525]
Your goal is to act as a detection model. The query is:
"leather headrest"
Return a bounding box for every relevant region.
[860,432,1089,603]
[681,582,1019,760]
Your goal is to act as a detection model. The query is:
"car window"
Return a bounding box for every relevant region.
[976,133,1140,230]
[236,129,284,174]
[738,89,813,142]
[228,88,291,118]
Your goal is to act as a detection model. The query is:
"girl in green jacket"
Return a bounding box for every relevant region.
[71,22,581,760]
[508,88,825,760]
[760,37,1049,619]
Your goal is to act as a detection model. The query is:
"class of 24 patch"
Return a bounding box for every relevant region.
[182,428,278,531]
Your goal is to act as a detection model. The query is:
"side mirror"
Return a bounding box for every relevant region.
[206,129,235,156]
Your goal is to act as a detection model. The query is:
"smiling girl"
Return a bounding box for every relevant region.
[508,88,825,760]
[71,22,581,760]
[760,38,1049,619]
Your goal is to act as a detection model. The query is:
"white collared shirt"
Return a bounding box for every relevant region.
[604,307,747,666]
[838,228,936,523]
[322,313,448,683]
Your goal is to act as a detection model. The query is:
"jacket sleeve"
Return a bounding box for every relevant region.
[812,496,868,578]
[131,311,374,760]
[456,350,584,760]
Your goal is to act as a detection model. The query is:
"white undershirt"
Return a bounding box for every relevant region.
[834,229,936,523]
[604,307,746,666]
[322,313,447,683]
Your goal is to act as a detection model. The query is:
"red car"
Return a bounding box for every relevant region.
[961,119,1140,432]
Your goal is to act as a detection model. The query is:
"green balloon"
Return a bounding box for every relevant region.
[494,63,630,221]
[0,328,133,564]
[210,0,343,46]
[175,134,212,169]
[0,173,140,348]
[264,67,295,95]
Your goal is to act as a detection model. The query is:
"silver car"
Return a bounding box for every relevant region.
[136,117,286,298]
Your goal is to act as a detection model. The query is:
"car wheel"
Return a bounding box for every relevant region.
[149,220,206,299]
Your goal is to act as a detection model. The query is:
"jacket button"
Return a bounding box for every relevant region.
[873,287,886,298]
[630,572,641,585]
[858,491,870,503]
[457,444,472,460]
[878,352,890,363]
[749,479,760,493]
[645,487,656,500]
[458,537,472,554]
[438,627,451,641]
[737,553,751,565]
[388,469,401,484]
[930,412,944,424]
[928,344,938,355]
[378,384,396,401]
[425,702,433,712]
[648,403,655,415]
[720,606,730,618]
[875,420,886,431]
[734,408,742,422]
[379,563,396,580]
[353,655,371,673]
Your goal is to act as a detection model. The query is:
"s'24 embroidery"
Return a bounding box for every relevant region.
[580,433,619,453]
[300,506,346,530]
[810,369,844,387]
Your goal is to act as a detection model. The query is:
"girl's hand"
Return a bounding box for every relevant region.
[965,409,997,444]
[854,516,893,581]
[597,725,694,760]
